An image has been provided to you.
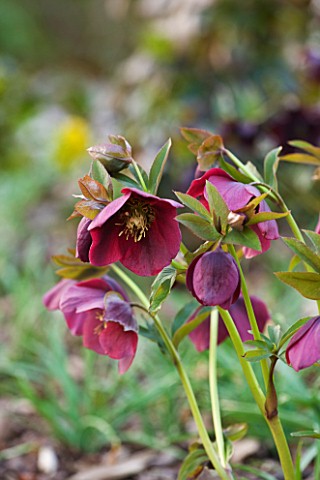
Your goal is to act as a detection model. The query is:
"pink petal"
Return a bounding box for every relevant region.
[43,279,75,311]
[76,217,92,262]
[82,313,105,354]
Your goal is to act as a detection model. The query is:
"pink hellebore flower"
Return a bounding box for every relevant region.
[286,316,320,372]
[187,168,279,258]
[76,188,182,277]
[315,214,320,234]
[189,296,270,352]
[186,249,241,309]
[43,276,138,374]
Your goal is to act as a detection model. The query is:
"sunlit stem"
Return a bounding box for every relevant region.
[209,309,227,469]
[217,308,295,480]
[227,244,269,389]
[131,159,148,192]
[111,264,232,480]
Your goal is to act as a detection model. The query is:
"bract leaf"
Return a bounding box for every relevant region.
[282,237,320,273]
[288,139,320,158]
[219,156,251,184]
[112,173,140,190]
[180,127,212,144]
[275,271,320,300]
[303,229,320,253]
[78,175,111,202]
[223,226,261,251]
[92,160,113,195]
[243,349,271,362]
[177,213,221,241]
[52,252,108,280]
[149,266,177,313]
[197,135,224,170]
[148,138,171,194]
[205,181,229,233]
[171,300,199,336]
[278,316,311,349]
[263,146,282,191]
[178,447,208,480]
[290,430,320,439]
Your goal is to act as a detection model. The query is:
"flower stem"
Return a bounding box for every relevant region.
[227,244,269,388]
[209,309,227,469]
[111,264,232,480]
[218,307,295,480]
[131,159,148,192]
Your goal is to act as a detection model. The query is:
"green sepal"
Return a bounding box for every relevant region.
[148,138,171,194]
[263,146,282,191]
[223,226,261,251]
[172,307,212,348]
[282,237,320,273]
[177,213,221,241]
[275,271,320,300]
[174,192,212,221]
[149,266,177,313]
[205,181,229,234]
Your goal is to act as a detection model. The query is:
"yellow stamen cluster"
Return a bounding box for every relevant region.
[117,199,155,242]
[94,311,107,335]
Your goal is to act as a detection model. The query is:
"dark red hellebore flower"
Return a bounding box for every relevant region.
[77,187,182,277]
[43,276,138,374]
[186,249,241,309]
[187,168,279,258]
[286,316,320,371]
[189,295,270,352]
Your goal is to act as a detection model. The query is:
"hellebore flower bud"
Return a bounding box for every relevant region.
[186,249,241,309]
[286,316,320,371]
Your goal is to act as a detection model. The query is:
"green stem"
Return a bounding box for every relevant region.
[224,149,261,183]
[111,264,231,480]
[227,244,269,388]
[218,308,295,480]
[131,159,148,192]
[209,309,226,468]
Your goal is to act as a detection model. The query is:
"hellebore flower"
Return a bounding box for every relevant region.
[78,187,182,277]
[43,276,138,373]
[286,316,320,371]
[186,249,240,309]
[189,296,270,352]
[315,214,320,234]
[187,168,279,257]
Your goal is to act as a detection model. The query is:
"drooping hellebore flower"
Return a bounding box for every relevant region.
[189,295,270,352]
[187,168,279,258]
[76,187,182,277]
[43,276,138,373]
[286,316,320,371]
[186,249,241,309]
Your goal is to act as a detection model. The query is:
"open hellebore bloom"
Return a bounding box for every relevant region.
[43,276,138,373]
[286,316,320,371]
[189,296,270,352]
[186,249,241,309]
[187,168,279,257]
[77,187,182,277]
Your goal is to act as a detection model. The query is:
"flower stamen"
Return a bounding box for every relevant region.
[117,199,155,242]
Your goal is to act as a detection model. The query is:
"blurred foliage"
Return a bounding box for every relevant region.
[0,0,319,461]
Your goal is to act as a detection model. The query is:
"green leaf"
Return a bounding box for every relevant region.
[149,266,177,313]
[291,430,320,439]
[205,181,229,233]
[171,300,199,336]
[92,160,113,193]
[263,147,282,191]
[52,252,108,281]
[223,226,261,251]
[275,271,320,300]
[177,213,221,241]
[172,307,212,348]
[243,349,271,362]
[288,140,320,159]
[288,254,301,272]
[244,161,264,182]
[178,447,208,480]
[174,192,212,221]
[246,210,289,226]
[303,229,320,253]
[279,317,311,349]
[219,156,251,184]
[280,153,320,166]
[180,127,212,144]
[223,423,248,442]
[267,325,281,346]
[282,237,320,273]
[244,340,272,352]
[112,172,140,190]
[148,138,171,194]
[129,163,149,190]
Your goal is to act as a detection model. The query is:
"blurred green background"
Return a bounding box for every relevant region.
[1,0,319,471]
